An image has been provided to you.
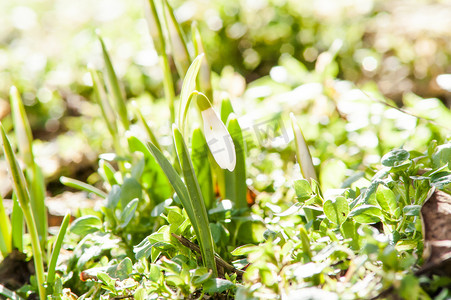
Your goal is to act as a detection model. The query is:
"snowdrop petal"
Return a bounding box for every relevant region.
[197,94,236,171]
[290,113,317,182]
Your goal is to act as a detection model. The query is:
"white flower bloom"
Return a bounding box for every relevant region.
[198,94,236,171]
[290,113,317,182]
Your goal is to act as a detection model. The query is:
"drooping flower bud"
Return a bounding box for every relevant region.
[197,93,236,171]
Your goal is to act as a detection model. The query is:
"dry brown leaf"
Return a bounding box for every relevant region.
[419,189,451,275]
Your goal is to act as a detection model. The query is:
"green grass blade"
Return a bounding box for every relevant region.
[145,0,176,123]
[1,125,31,209]
[26,164,48,253]
[173,125,217,276]
[97,33,129,130]
[146,141,199,232]
[98,159,118,186]
[60,176,107,198]
[219,99,236,202]
[290,113,318,183]
[9,86,34,166]
[0,194,11,256]
[10,86,47,251]
[191,128,215,210]
[227,115,247,209]
[192,22,213,101]
[132,102,162,151]
[11,194,23,252]
[163,0,190,77]
[145,0,165,56]
[223,167,235,203]
[47,212,71,288]
[1,125,46,300]
[89,66,118,137]
[220,98,234,124]
[178,55,204,128]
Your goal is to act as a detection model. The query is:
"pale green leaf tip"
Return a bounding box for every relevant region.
[172,123,179,133]
[197,93,212,111]
[195,53,205,60]
[10,85,18,96]
[227,113,238,122]
[0,122,6,139]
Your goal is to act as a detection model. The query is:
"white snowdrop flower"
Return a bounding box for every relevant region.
[290,112,317,182]
[197,93,236,171]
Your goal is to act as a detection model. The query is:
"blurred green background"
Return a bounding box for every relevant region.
[1,0,451,193]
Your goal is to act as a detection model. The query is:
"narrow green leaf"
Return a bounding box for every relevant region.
[11,195,23,252]
[60,176,107,198]
[26,163,47,253]
[98,33,129,130]
[145,0,175,123]
[1,125,31,209]
[227,115,247,209]
[10,86,46,248]
[191,128,215,209]
[128,136,172,202]
[144,0,165,55]
[178,54,204,127]
[47,212,71,287]
[9,86,33,166]
[0,125,46,300]
[89,66,118,137]
[220,98,234,124]
[162,0,190,77]
[299,226,312,259]
[132,102,162,151]
[0,195,11,256]
[99,159,118,186]
[290,113,317,182]
[323,196,349,226]
[173,125,217,276]
[146,142,198,232]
